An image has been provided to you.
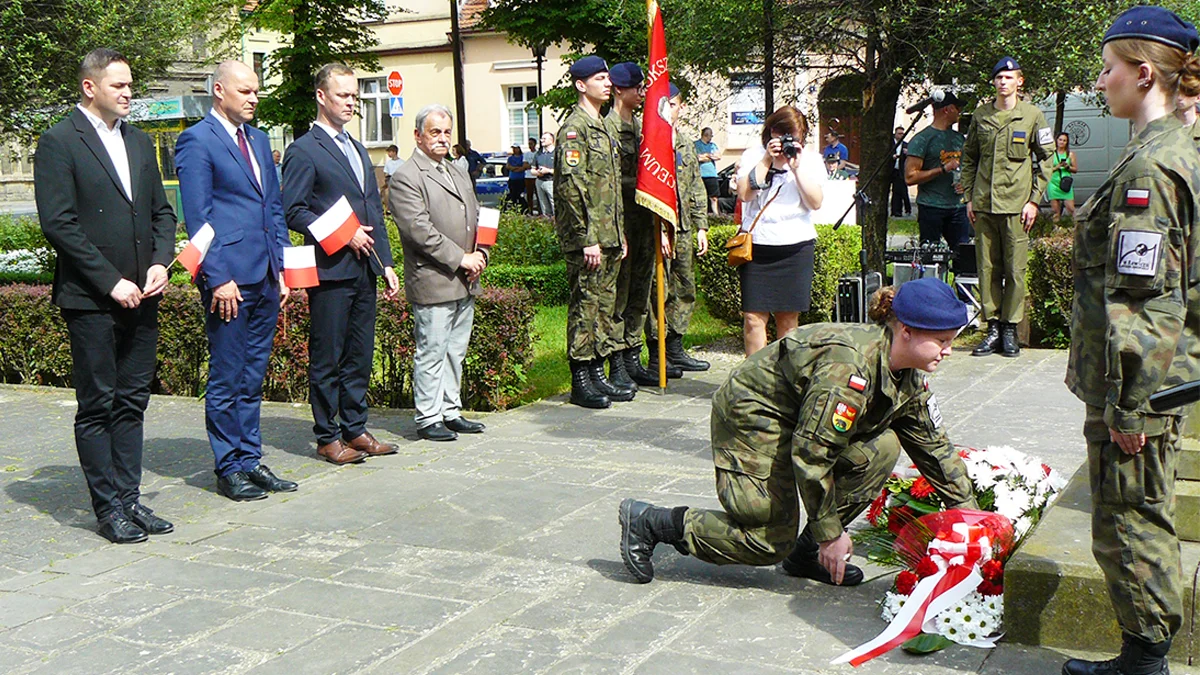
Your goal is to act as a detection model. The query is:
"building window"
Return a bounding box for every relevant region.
[252,53,265,83]
[359,78,394,144]
[506,85,539,148]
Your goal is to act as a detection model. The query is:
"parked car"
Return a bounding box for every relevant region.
[474,153,510,208]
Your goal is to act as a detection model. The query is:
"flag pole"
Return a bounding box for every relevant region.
[655,215,667,390]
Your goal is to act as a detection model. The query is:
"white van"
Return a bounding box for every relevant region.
[1036,93,1132,204]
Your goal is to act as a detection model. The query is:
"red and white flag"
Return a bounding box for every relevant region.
[283,245,319,288]
[308,196,361,255]
[176,223,215,280]
[476,207,499,248]
[634,0,678,226]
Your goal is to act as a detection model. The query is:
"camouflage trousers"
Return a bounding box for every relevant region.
[973,211,1028,323]
[566,247,623,362]
[681,424,902,566]
[609,203,655,353]
[1084,405,1183,644]
[646,228,697,341]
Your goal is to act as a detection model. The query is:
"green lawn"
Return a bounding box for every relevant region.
[518,294,737,405]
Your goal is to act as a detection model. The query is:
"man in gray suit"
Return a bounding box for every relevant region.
[389,104,490,442]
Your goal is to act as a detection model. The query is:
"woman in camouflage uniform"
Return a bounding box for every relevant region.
[619,278,977,586]
[1063,7,1200,675]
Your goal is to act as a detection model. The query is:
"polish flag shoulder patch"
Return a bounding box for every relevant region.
[1125,188,1150,208]
[565,131,578,140]
[847,375,867,392]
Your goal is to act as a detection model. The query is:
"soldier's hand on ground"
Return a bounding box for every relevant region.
[582,244,602,270]
[697,230,709,256]
[142,264,169,298]
[818,532,854,586]
[110,278,143,309]
[383,266,400,299]
[1020,202,1039,231]
[210,280,242,322]
[349,226,375,258]
[1110,428,1146,455]
[965,201,976,224]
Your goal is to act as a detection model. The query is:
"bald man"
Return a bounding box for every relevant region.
[175,61,296,502]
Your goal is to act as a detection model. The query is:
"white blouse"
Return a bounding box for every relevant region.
[736,144,826,246]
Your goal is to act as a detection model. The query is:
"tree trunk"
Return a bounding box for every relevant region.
[1053,89,1066,136]
[450,0,467,146]
[763,0,774,114]
[858,72,903,274]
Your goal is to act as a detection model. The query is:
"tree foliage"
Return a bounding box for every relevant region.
[247,0,387,139]
[0,0,241,144]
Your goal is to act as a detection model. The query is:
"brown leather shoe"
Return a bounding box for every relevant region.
[344,431,399,456]
[317,439,368,465]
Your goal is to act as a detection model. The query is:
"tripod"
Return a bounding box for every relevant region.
[832,109,927,321]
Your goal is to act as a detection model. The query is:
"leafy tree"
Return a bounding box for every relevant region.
[0,0,240,144]
[247,0,387,140]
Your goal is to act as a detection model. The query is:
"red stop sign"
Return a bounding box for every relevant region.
[387,71,403,96]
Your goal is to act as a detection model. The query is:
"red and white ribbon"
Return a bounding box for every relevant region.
[832,522,996,667]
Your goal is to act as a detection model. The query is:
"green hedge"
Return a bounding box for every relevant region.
[695,216,863,324]
[0,284,536,412]
[1027,233,1074,348]
[482,262,567,305]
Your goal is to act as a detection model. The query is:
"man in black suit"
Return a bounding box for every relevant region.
[34,48,177,543]
[282,63,400,464]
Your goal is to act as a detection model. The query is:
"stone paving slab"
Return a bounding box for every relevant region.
[1,346,1197,674]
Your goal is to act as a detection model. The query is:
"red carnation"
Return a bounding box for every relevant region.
[887,506,914,535]
[981,559,1004,583]
[915,555,939,579]
[895,570,919,595]
[866,491,888,526]
[910,476,935,499]
[979,581,1004,596]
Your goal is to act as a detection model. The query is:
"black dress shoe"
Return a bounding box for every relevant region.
[444,417,485,434]
[217,472,269,502]
[128,503,174,535]
[418,422,458,441]
[97,511,148,544]
[247,464,298,492]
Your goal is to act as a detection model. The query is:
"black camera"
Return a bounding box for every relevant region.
[780,134,800,158]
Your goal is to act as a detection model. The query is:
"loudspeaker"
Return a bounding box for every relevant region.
[953,242,977,275]
[836,272,883,323]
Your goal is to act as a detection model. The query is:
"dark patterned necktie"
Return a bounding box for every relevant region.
[236,127,260,189]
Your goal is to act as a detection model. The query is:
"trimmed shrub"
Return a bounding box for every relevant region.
[0,215,55,275]
[0,284,535,412]
[482,262,567,305]
[1028,233,1074,348]
[695,216,863,325]
[489,212,561,266]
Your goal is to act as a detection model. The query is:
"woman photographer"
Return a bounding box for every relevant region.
[734,106,827,356]
[1047,131,1078,222]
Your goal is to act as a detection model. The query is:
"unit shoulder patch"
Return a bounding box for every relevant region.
[831,401,859,433]
[1115,230,1162,277]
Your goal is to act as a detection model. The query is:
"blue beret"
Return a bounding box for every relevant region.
[991,56,1021,79]
[1103,6,1199,53]
[891,278,968,331]
[609,62,643,88]
[569,55,609,81]
[668,82,681,98]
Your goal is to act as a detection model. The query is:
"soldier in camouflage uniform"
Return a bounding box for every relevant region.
[555,55,633,409]
[960,56,1053,358]
[619,279,978,586]
[646,84,711,374]
[603,62,663,388]
[1063,9,1200,675]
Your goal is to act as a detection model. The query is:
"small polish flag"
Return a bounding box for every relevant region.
[477,207,499,247]
[848,375,868,392]
[308,196,361,255]
[283,245,319,288]
[177,223,215,279]
[1125,189,1150,208]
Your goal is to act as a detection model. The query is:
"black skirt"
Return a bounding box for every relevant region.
[739,239,816,313]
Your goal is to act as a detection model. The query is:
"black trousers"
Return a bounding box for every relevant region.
[62,301,159,519]
[307,265,377,445]
[890,169,911,215]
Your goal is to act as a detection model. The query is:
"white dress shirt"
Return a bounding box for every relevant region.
[211,109,262,185]
[77,105,132,200]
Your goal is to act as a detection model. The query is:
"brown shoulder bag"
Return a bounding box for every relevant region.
[726,186,782,267]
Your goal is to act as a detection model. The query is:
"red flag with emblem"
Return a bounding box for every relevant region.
[634,0,677,226]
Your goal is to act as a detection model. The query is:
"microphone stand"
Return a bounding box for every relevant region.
[832,106,928,321]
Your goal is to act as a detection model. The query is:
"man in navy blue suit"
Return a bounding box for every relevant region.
[282,63,400,465]
[175,60,298,502]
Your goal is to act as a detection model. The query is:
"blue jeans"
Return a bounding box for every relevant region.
[917,204,971,246]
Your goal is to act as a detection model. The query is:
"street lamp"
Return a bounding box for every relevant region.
[532,42,547,137]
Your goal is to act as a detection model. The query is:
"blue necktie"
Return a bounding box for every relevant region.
[337,132,364,190]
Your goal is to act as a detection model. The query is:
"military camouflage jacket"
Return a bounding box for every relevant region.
[960,100,1053,214]
[675,134,709,234]
[554,105,624,252]
[604,109,641,199]
[1191,118,1200,148]
[1066,115,1200,434]
[710,323,976,543]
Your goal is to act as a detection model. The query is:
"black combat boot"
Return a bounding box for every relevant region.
[971,320,1001,357]
[624,347,660,387]
[608,352,638,393]
[1062,635,1171,675]
[1000,322,1020,357]
[665,332,710,371]
[779,527,864,586]
[569,359,610,409]
[645,339,683,379]
[618,498,688,583]
[589,359,635,401]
